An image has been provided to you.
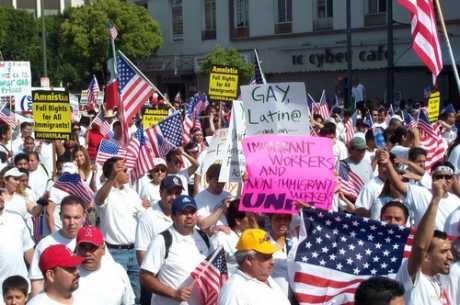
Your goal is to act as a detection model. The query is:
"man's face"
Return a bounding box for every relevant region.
[371,111,379,122]
[16,159,28,170]
[3,288,27,305]
[413,155,427,170]
[76,243,105,272]
[389,296,405,305]
[21,125,32,138]
[270,214,291,237]
[113,160,129,185]
[381,206,406,226]
[160,187,182,208]
[28,155,38,171]
[167,155,183,172]
[447,113,456,125]
[207,176,225,194]
[48,266,80,293]
[23,139,34,153]
[426,238,453,275]
[60,204,85,238]
[247,252,274,282]
[377,111,386,123]
[4,176,19,193]
[432,170,454,191]
[172,207,197,231]
[349,148,366,163]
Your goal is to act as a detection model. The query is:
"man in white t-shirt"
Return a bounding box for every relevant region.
[344,137,373,185]
[354,163,386,217]
[319,122,348,165]
[73,226,135,305]
[195,163,232,233]
[27,244,85,305]
[30,195,86,296]
[396,179,454,305]
[95,157,146,302]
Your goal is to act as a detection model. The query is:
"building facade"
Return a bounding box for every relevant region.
[0,0,84,16]
[137,0,460,104]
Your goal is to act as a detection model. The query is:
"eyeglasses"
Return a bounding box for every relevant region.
[433,175,453,181]
[153,167,167,173]
[56,266,78,274]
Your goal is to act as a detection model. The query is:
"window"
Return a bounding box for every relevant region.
[317,0,333,19]
[234,0,249,28]
[277,0,292,23]
[203,0,216,39]
[368,0,386,15]
[171,0,183,41]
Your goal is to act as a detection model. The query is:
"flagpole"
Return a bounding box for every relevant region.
[254,49,267,84]
[434,0,460,93]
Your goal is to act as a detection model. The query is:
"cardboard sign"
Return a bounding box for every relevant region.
[240,82,310,135]
[240,135,336,214]
[219,100,247,182]
[143,108,169,128]
[208,65,239,101]
[427,91,440,122]
[0,62,32,101]
[32,90,72,141]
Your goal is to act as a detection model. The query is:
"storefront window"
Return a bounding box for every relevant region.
[171,0,183,41]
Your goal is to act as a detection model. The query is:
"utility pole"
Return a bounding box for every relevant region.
[346,0,352,109]
[40,0,48,77]
[387,0,394,105]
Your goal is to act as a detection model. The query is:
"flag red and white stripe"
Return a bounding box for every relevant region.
[417,110,445,170]
[87,75,100,112]
[399,0,443,83]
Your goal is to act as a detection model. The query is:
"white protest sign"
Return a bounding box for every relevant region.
[219,100,247,182]
[198,128,228,189]
[0,62,32,101]
[240,82,310,135]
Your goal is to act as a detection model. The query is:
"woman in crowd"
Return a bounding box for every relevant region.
[73,146,97,192]
[138,159,167,204]
[27,152,51,200]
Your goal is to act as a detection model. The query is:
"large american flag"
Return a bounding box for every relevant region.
[53,173,94,206]
[337,161,364,200]
[191,248,228,305]
[343,116,355,144]
[91,112,111,137]
[312,90,330,120]
[0,103,16,128]
[126,127,155,181]
[95,139,126,165]
[417,110,445,170]
[87,75,100,112]
[398,0,442,83]
[291,208,413,305]
[146,112,183,157]
[117,51,155,126]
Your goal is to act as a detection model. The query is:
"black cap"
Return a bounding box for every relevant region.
[160,175,184,191]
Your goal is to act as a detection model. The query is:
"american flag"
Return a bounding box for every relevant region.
[126,128,155,181]
[0,103,16,128]
[183,95,208,143]
[107,20,118,40]
[343,116,355,144]
[291,208,413,305]
[146,112,183,157]
[403,110,417,129]
[95,139,126,165]
[191,248,228,305]
[117,51,155,126]
[398,0,442,83]
[87,75,100,112]
[417,110,445,170]
[337,161,364,200]
[53,173,94,206]
[312,90,330,120]
[364,113,373,128]
[306,93,315,114]
[91,112,111,137]
[384,104,394,126]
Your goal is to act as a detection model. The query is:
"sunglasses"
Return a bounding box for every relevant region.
[153,167,167,173]
[433,175,453,181]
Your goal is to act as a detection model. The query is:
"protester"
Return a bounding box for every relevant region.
[13,154,28,170]
[165,148,199,196]
[380,201,410,226]
[2,276,29,305]
[72,147,97,192]
[11,122,33,155]
[27,152,50,200]
[138,158,168,204]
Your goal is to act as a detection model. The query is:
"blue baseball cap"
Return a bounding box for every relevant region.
[172,195,197,215]
[161,175,184,191]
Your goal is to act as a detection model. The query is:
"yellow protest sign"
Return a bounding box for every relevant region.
[427,91,440,122]
[143,108,169,128]
[208,65,239,102]
[32,90,72,140]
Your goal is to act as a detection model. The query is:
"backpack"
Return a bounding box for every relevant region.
[160,229,210,259]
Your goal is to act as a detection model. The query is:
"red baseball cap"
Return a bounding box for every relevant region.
[76,226,104,247]
[39,244,84,273]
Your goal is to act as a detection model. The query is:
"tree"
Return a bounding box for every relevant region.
[199,45,254,83]
[59,0,162,89]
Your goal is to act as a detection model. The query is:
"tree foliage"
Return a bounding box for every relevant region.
[199,45,254,83]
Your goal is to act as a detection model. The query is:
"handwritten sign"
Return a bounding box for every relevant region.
[208,65,239,101]
[32,90,72,141]
[240,135,336,214]
[0,62,31,100]
[240,82,310,135]
[427,91,440,122]
[143,108,169,128]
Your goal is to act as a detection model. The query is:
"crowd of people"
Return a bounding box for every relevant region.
[0,91,460,305]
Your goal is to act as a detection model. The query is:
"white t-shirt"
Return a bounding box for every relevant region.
[355,176,385,210]
[391,145,410,160]
[0,212,34,298]
[74,257,135,305]
[444,207,460,238]
[218,271,290,305]
[141,227,209,305]
[448,144,460,174]
[447,261,460,305]
[5,192,30,219]
[333,140,348,164]
[48,187,70,232]
[352,83,365,103]
[37,141,54,178]
[139,182,161,204]
[29,231,75,280]
[26,292,86,305]
[396,260,451,305]
[195,189,231,226]
[97,185,144,245]
[135,203,173,252]
[344,157,373,185]
[406,184,460,230]
[28,165,50,199]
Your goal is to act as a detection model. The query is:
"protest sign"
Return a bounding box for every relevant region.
[32,90,72,141]
[0,62,32,102]
[200,128,228,177]
[143,108,169,128]
[240,135,336,214]
[240,82,310,135]
[427,91,440,122]
[219,100,247,182]
[208,65,239,101]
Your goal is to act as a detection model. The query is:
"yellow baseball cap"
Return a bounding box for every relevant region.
[236,229,280,255]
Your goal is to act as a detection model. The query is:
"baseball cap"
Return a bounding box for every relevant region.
[77,226,104,247]
[161,175,184,191]
[4,167,25,178]
[349,137,368,150]
[171,195,197,214]
[152,158,167,167]
[61,162,78,174]
[236,229,280,255]
[39,244,84,273]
